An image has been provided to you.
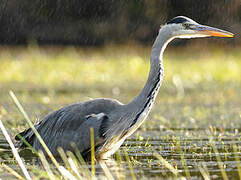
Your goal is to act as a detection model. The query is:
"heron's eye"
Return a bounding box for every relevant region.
[183,22,190,29]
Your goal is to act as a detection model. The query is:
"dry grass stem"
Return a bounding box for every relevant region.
[38,150,56,180]
[233,144,241,179]
[211,140,228,180]
[0,116,32,180]
[9,91,60,169]
[123,148,136,180]
[99,160,114,180]
[198,164,210,180]
[2,163,25,180]
[153,152,180,177]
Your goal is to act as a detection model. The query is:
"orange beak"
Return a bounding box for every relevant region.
[193,24,234,38]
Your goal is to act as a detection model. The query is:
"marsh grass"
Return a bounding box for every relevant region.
[0,116,31,180]
[0,45,240,179]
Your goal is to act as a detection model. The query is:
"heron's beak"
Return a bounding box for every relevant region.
[193,24,234,38]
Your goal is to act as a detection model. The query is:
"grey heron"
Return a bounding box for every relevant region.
[15,16,233,160]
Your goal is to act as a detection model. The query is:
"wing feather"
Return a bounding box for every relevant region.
[15,98,121,158]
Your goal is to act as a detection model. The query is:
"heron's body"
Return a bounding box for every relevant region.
[16,16,233,159]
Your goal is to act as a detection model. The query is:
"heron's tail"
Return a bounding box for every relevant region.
[15,128,35,148]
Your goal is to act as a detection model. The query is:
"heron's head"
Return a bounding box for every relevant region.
[166,16,234,39]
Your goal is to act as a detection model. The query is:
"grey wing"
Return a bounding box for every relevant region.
[15,99,121,157]
[44,112,109,157]
[17,110,110,157]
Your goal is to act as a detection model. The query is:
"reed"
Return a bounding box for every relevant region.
[0,116,31,180]
[210,138,228,180]
[153,152,180,177]
[123,147,136,180]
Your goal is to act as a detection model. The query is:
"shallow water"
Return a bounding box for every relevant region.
[123,129,241,179]
[0,128,240,179]
[0,83,240,179]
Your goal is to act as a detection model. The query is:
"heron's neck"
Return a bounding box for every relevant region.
[127,27,173,124]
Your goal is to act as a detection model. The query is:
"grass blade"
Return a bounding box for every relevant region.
[99,160,114,180]
[58,166,78,180]
[58,147,72,170]
[177,142,191,179]
[113,149,124,179]
[38,150,56,180]
[90,127,95,179]
[198,164,210,180]
[9,90,77,179]
[67,156,84,180]
[66,151,90,179]
[71,143,92,178]
[153,152,180,177]
[233,144,241,179]
[9,91,60,169]
[0,116,32,180]
[2,163,25,180]
[123,148,136,180]
[15,133,38,155]
[211,139,229,180]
